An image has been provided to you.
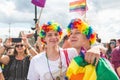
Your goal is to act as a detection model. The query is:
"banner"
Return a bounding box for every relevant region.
[31,0,46,7]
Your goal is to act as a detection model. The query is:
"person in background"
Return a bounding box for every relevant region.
[111,39,120,78]
[62,35,72,49]
[106,39,116,61]
[33,36,45,53]
[110,39,116,51]
[0,37,38,80]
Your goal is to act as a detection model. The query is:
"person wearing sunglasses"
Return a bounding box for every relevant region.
[111,39,120,78]
[66,18,119,80]
[0,37,38,80]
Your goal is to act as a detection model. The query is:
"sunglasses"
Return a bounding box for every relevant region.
[15,44,24,48]
[110,42,116,45]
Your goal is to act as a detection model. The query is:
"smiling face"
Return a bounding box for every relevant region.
[39,21,63,44]
[69,29,89,49]
[67,18,96,45]
[44,30,60,47]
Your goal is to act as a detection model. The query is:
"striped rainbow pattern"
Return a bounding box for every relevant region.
[66,56,97,80]
[69,0,87,12]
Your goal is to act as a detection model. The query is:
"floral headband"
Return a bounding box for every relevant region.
[67,18,96,45]
[39,21,63,43]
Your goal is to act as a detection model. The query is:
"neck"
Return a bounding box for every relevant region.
[76,42,91,54]
[16,52,26,58]
[46,46,60,60]
[16,52,26,60]
[83,43,91,51]
[76,47,81,54]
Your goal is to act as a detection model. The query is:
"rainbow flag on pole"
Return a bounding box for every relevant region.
[69,0,87,15]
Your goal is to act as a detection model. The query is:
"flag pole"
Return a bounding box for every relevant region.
[34,6,38,24]
[37,8,43,24]
[83,0,87,22]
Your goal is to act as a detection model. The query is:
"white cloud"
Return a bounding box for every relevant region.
[0,0,120,43]
[0,1,15,16]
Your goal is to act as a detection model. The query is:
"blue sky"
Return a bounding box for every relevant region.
[0,0,120,42]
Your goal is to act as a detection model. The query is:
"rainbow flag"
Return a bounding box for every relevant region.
[31,0,46,8]
[66,56,97,80]
[69,0,87,15]
[66,56,119,80]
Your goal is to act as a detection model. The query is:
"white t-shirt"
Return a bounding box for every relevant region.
[0,66,2,73]
[27,48,78,80]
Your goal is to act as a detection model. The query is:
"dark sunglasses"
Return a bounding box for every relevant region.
[110,42,116,45]
[15,44,24,48]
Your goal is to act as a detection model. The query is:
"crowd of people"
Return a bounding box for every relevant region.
[0,18,120,80]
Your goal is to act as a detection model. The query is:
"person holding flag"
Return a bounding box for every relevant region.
[66,18,119,80]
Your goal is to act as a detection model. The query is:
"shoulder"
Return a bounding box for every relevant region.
[112,47,120,53]
[60,48,78,60]
[66,48,77,54]
[60,47,76,51]
[31,51,46,62]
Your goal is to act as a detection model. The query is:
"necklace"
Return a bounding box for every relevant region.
[46,49,62,80]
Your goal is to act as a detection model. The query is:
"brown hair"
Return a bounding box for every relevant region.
[13,48,28,56]
[13,44,29,56]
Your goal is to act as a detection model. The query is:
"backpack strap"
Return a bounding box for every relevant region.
[63,49,70,67]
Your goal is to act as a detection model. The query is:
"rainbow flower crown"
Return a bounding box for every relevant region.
[39,21,63,43]
[67,18,96,45]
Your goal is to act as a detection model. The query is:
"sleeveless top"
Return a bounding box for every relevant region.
[3,55,30,80]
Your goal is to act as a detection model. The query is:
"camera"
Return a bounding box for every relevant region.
[11,38,22,42]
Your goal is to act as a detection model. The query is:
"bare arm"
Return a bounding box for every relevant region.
[0,72,5,80]
[0,46,10,65]
[0,46,5,56]
[0,55,10,65]
[22,37,38,57]
[0,39,13,64]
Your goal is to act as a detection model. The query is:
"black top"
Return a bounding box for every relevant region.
[3,55,30,80]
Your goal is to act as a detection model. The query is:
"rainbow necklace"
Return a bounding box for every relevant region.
[46,50,62,80]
